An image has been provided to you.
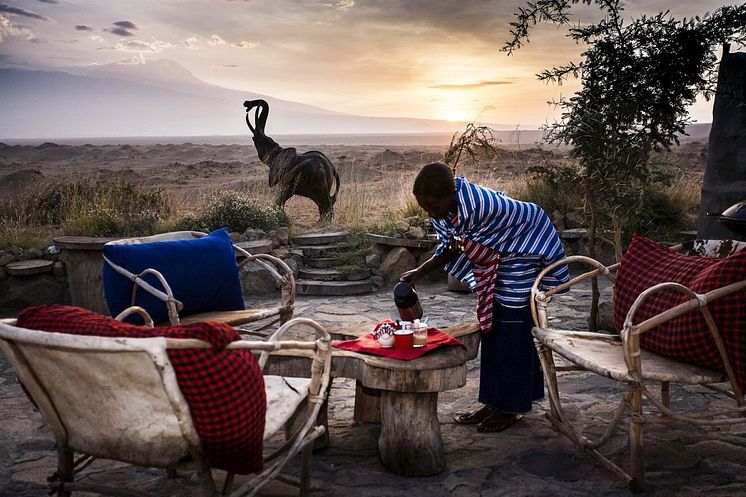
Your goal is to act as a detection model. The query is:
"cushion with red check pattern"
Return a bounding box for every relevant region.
[16,304,266,474]
[613,234,746,389]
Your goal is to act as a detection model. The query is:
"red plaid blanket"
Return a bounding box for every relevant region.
[613,235,746,389]
[17,305,266,474]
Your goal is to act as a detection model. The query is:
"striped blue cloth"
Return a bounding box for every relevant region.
[433,177,569,307]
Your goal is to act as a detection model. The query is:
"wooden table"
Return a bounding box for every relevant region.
[266,321,481,476]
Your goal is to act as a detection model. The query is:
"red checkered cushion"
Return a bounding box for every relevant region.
[16,305,266,474]
[613,234,746,389]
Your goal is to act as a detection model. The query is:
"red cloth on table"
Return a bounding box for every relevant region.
[334,328,463,360]
[16,304,266,475]
[461,237,500,334]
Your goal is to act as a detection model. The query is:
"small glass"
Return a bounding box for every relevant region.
[412,321,428,348]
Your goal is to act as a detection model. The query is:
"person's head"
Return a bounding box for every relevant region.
[412,162,457,219]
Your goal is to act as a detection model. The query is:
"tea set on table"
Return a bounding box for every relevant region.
[373,282,429,350]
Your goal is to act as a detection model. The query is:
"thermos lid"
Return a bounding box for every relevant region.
[393,282,419,308]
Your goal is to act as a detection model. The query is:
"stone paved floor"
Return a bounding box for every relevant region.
[2,279,745,496]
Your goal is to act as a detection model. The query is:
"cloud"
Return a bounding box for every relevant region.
[0,4,51,21]
[99,38,175,53]
[337,0,354,10]
[429,80,514,90]
[106,27,135,37]
[113,20,137,30]
[232,40,259,49]
[75,25,93,31]
[184,36,199,49]
[0,13,35,42]
[208,34,226,46]
[220,63,239,68]
[104,21,138,37]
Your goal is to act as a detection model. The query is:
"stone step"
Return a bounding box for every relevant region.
[234,239,273,255]
[293,230,349,246]
[304,257,336,269]
[299,267,371,282]
[296,278,372,296]
[298,244,348,258]
[367,233,436,249]
[6,259,54,276]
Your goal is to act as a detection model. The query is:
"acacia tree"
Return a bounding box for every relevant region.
[504,1,746,260]
[504,0,746,330]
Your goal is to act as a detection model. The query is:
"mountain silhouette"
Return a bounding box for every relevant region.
[0,60,495,139]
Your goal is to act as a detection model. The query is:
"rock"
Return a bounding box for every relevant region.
[551,210,565,230]
[369,244,389,256]
[370,275,384,290]
[395,221,409,233]
[406,226,426,239]
[0,268,7,281]
[26,248,43,260]
[0,253,15,267]
[273,247,290,259]
[243,228,267,241]
[273,227,289,246]
[417,247,437,266]
[448,274,471,293]
[566,211,585,229]
[365,253,382,267]
[282,257,299,277]
[240,261,279,295]
[229,231,247,243]
[379,247,416,284]
[0,274,66,310]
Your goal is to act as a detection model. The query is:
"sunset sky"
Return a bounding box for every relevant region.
[1,0,741,128]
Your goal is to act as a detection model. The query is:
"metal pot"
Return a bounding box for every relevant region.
[707,200,746,236]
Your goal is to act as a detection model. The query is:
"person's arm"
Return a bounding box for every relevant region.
[400,249,457,284]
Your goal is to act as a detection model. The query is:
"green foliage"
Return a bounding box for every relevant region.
[325,226,370,277]
[504,1,746,257]
[397,197,428,220]
[196,190,290,233]
[518,164,585,221]
[17,177,173,237]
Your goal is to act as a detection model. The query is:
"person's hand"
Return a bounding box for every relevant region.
[399,268,418,283]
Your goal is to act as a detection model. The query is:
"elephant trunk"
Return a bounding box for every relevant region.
[243,99,269,136]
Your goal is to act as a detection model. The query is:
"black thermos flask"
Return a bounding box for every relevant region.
[393,282,423,322]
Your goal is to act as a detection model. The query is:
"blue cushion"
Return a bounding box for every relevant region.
[103,228,245,324]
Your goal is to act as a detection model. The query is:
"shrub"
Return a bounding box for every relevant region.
[515,164,585,224]
[196,190,290,233]
[2,177,174,238]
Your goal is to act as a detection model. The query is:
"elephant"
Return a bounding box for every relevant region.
[244,99,340,221]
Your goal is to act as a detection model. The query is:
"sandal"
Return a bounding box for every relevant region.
[476,411,520,433]
[454,405,494,425]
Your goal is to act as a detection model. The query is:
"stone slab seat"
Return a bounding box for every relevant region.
[0,315,332,497]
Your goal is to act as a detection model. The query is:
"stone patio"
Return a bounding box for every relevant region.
[1,279,745,496]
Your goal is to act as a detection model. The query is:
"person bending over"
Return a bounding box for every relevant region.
[400,162,569,432]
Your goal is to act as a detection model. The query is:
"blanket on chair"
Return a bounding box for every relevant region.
[17,304,266,474]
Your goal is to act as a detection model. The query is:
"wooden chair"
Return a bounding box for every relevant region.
[0,311,331,497]
[529,240,746,490]
[103,230,295,328]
